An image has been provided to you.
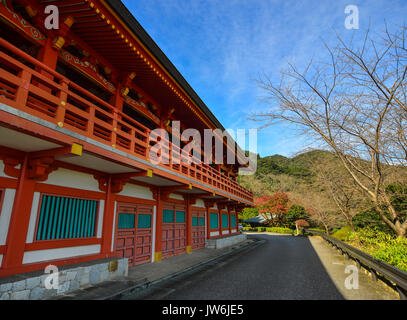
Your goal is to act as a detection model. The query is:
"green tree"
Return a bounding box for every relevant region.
[285,204,310,229]
[239,207,259,221]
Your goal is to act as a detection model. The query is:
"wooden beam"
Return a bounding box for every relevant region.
[28,143,83,159]
[111,169,153,180]
[159,184,192,193]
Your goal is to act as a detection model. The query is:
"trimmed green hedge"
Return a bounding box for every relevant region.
[308,228,326,233]
[243,227,294,235]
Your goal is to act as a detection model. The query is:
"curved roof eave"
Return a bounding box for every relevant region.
[105,0,224,130]
[104,0,248,161]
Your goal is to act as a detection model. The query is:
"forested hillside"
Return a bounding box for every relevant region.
[238,150,336,197]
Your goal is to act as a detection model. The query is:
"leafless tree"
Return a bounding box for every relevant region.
[312,158,365,231]
[254,26,407,237]
[294,191,340,234]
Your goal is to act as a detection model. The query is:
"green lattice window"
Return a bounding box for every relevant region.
[192,217,198,226]
[231,215,237,228]
[210,213,218,229]
[222,214,229,228]
[118,213,135,229]
[137,214,151,228]
[176,211,185,223]
[163,209,174,223]
[199,217,205,226]
[36,195,98,240]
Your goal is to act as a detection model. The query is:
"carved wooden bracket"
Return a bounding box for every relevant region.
[2,156,57,181]
[148,187,171,202]
[216,202,227,211]
[188,195,201,206]
[111,178,127,194]
[27,157,57,181]
[2,157,21,178]
[204,200,216,209]
[94,175,128,194]
[160,190,171,201]
[227,203,236,212]
[149,186,159,201]
[94,174,108,192]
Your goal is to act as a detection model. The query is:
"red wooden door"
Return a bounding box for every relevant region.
[192,209,206,249]
[161,203,186,259]
[115,203,153,266]
[134,205,153,265]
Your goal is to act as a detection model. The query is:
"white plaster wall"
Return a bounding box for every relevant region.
[0,254,2,267]
[26,192,40,243]
[40,168,100,192]
[193,199,205,208]
[118,183,154,200]
[0,188,16,245]
[96,200,104,238]
[22,244,101,264]
[169,193,184,201]
[222,230,230,235]
[210,231,219,237]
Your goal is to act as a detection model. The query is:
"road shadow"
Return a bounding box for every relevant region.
[229,233,346,300]
[129,233,346,300]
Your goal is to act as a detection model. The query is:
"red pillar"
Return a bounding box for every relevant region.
[37,38,58,69]
[186,196,192,253]
[228,208,232,235]
[100,177,116,257]
[154,189,163,262]
[37,38,59,86]
[34,38,60,96]
[205,204,211,240]
[218,207,222,238]
[2,155,36,269]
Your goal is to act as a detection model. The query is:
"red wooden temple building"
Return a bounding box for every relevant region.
[0,0,253,282]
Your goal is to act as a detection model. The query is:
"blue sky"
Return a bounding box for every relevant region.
[122,0,407,157]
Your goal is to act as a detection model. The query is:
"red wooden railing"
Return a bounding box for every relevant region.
[0,38,253,202]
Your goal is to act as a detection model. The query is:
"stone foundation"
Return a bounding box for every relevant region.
[0,258,128,300]
[206,233,247,249]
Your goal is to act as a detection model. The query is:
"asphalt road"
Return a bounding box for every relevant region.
[125,233,346,300]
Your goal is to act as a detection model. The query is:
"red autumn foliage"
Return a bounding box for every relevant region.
[295,219,310,227]
[255,191,289,215]
[254,191,290,226]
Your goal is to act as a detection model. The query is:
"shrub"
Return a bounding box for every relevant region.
[332,226,354,241]
[265,227,293,234]
[347,227,407,272]
[242,226,293,234]
[243,227,258,232]
[373,239,407,272]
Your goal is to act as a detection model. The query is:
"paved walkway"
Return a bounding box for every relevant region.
[123,233,399,300]
[50,238,256,300]
[308,235,399,300]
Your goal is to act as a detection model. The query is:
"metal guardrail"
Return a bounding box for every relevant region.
[306,229,407,300]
